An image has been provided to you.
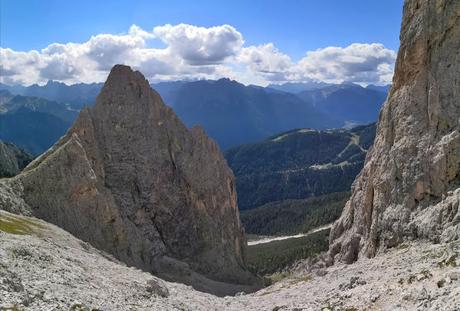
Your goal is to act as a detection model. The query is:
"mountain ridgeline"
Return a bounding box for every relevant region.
[0,140,33,178]
[225,124,376,236]
[225,124,376,210]
[297,84,388,126]
[170,79,338,149]
[0,81,103,110]
[0,90,75,155]
[1,79,388,153]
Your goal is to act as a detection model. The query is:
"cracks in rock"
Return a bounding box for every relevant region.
[150,212,176,257]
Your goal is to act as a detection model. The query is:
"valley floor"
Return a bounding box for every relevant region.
[0,210,459,311]
[247,223,333,246]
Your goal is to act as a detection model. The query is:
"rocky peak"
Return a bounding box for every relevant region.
[3,64,259,295]
[329,0,460,264]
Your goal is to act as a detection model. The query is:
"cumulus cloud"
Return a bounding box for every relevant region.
[238,43,293,81]
[294,43,396,84]
[153,24,244,65]
[0,48,43,84]
[0,24,395,86]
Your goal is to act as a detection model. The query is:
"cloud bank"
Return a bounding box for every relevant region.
[0,24,396,86]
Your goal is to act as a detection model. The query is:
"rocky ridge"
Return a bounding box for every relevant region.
[329,0,460,264]
[0,65,258,295]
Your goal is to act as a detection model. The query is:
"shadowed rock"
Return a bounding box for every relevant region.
[1,64,260,295]
[0,141,33,178]
[329,0,460,264]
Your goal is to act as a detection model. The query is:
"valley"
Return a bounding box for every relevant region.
[0,80,385,153]
[0,0,459,310]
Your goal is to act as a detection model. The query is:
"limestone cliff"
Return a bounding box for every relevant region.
[1,65,257,295]
[329,0,460,263]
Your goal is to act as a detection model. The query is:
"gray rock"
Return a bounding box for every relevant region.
[329,0,460,264]
[146,279,169,297]
[447,271,459,281]
[1,214,459,310]
[370,292,380,303]
[2,65,259,295]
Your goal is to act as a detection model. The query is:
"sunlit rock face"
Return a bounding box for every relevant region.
[329,0,460,264]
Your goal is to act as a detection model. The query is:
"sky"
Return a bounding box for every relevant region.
[0,0,404,86]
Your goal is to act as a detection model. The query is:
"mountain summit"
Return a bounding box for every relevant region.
[1,64,258,295]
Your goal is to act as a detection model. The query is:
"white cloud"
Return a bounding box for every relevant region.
[153,24,244,65]
[293,43,396,84]
[0,25,396,86]
[0,48,43,85]
[238,43,293,81]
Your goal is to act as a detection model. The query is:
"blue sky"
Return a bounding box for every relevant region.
[1,0,404,86]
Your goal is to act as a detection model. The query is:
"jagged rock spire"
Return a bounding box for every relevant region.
[8,64,259,295]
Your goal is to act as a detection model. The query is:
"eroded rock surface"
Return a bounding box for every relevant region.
[329,0,460,263]
[1,65,258,295]
[1,210,459,310]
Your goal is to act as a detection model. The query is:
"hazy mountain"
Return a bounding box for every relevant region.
[0,140,34,178]
[366,84,392,93]
[169,78,339,149]
[0,81,103,109]
[150,81,188,106]
[0,109,70,155]
[0,90,79,123]
[297,83,387,125]
[0,79,386,151]
[0,80,187,110]
[267,81,333,94]
[0,91,77,154]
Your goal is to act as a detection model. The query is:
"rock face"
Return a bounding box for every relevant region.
[329,0,460,264]
[2,65,257,294]
[0,141,33,178]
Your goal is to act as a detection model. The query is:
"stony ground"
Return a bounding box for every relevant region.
[0,210,459,311]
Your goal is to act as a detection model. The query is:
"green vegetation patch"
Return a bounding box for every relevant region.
[241,192,349,236]
[0,212,43,235]
[225,123,375,211]
[246,229,330,276]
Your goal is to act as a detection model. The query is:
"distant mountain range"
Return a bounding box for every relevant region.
[0,90,74,155]
[0,79,388,152]
[169,79,338,149]
[297,83,388,125]
[0,140,34,178]
[0,81,103,110]
[267,81,335,93]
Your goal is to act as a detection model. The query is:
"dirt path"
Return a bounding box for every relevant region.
[247,223,333,246]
